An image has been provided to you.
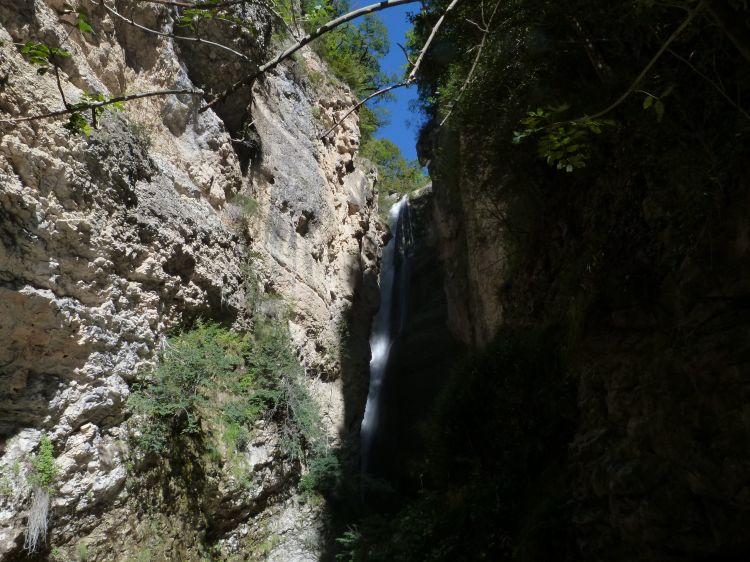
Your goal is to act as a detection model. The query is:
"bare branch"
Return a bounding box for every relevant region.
[396,42,414,67]
[101,1,253,62]
[320,82,406,138]
[407,0,460,83]
[704,0,750,65]
[464,18,487,33]
[0,89,202,125]
[568,15,612,83]
[440,0,500,126]
[289,0,303,38]
[199,0,419,113]
[322,0,462,137]
[139,0,301,40]
[668,49,750,122]
[53,65,69,108]
[133,0,251,8]
[5,0,418,128]
[265,2,300,40]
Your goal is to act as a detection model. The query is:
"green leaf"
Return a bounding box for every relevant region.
[654,100,665,122]
[76,9,93,33]
[21,41,51,65]
[660,85,674,98]
[20,41,70,66]
[63,112,93,136]
[49,47,71,58]
[643,95,654,109]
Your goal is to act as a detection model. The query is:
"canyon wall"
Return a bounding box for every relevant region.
[422,118,750,560]
[0,1,379,559]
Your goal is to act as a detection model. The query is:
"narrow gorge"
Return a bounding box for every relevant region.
[2,0,750,561]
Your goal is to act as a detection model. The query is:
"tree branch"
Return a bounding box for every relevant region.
[101,1,253,62]
[321,0,461,137]
[320,82,406,138]
[560,1,705,126]
[133,0,251,9]
[199,0,419,113]
[132,0,297,36]
[5,0,419,128]
[396,42,414,66]
[583,2,705,120]
[568,15,612,83]
[0,89,202,125]
[440,0,500,127]
[704,0,750,65]
[53,64,70,108]
[406,0,460,83]
[668,48,750,123]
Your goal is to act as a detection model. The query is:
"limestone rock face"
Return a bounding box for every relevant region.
[248,53,382,442]
[0,2,379,559]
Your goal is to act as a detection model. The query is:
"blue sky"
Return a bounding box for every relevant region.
[358,2,423,161]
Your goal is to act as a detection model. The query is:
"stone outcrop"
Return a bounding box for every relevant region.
[0,1,380,559]
[420,129,505,348]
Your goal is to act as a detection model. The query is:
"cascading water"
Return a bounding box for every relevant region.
[361,195,413,475]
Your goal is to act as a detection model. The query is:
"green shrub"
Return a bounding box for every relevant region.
[25,433,56,554]
[129,318,329,478]
[128,321,251,453]
[300,452,342,497]
[29,433,57,491]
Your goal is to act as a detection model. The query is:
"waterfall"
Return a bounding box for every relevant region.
[361,195,413,475]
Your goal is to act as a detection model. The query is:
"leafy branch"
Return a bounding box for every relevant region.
[513,105,615,172]
[564,1,706,125]
[0,89,203,126]
[512,2,704,171]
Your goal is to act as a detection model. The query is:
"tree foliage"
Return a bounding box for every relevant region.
[359,138,428,213]
[128,319,326,465]
[328,1,750,560]
[293,0,395,141]
[408,0,750,171]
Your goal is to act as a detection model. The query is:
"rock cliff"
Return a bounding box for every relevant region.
[421,116,750,560]
[0,1,380,559]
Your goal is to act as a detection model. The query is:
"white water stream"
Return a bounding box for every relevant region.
[361,196,412,474]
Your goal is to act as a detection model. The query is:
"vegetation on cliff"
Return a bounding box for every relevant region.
[128,316,337,490]
[24,433,57,554]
